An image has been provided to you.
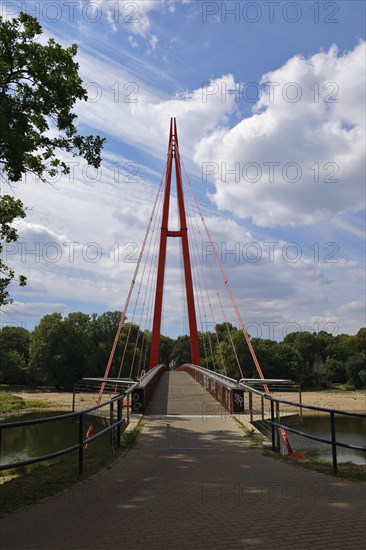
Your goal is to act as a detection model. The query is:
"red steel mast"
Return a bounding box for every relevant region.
[149,118,200,368]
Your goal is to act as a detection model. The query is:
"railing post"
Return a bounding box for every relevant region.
[276,402,280,451]
[299,383,303,424]
[79,413,84,475]
[117,397,122,447]
[249,392,253,422]
[330,411,338,475]
[72,384,76,413]
[110,402,114,446]
[270,400,275,451]
[261,395,264,422]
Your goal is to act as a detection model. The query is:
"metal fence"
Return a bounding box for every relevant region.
[0,382,137,475]
[239,382,366,474]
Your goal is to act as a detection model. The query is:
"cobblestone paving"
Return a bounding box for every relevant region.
[1,372,365,549]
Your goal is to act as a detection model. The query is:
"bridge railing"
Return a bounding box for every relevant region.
[180,364,245,414]
[239,381,366,475]
[0,381,138,475]
[131,364,166,413]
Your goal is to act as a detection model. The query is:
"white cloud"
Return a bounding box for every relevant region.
[128,35,139,49]
[2,302,68,329]
[74,48,238,168]
[2,25,364,337]
[149,34,158,51]
[194,42,366,227]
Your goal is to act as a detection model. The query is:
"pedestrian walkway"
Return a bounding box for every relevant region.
[1,372,365,549]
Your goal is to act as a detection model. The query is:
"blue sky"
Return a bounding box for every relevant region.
[1,0,365,340]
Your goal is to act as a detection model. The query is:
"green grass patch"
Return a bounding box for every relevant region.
[123,422,142,446]
[0,393,50,414]
[233,417,269,447]
[0,393,26,413]
[24,400,49,409]
[262,447,366,482]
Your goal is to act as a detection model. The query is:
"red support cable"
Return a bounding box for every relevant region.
[183,165,293,454]
[84,173,165,443]
[186,185,243,378]
[185,188,227,375]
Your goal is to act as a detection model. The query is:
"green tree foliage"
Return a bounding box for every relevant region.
[0,196,27,305]
[170,335,191,366]
[159,334,174,367]
[345,353,366,388]
[0,326,30,383]
[28,313,65,386]
[355,328,366,353]
[27,312,147,388]
[1,315,365,390]
[0,12,105,305]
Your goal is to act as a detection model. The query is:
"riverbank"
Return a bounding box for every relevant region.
[0,386,109,419]
[274,389,366,413]
[1,386,365,414]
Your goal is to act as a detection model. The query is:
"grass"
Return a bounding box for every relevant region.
[123,423,142,446]
[233,417,270,447]
[0,393,25,413]
[262,447,366,482]
[0,392,50,414]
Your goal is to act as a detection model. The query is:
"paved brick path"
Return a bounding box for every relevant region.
[1,372,365,549]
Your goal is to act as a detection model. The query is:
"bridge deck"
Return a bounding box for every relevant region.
[1,372,365,549]
[146,370,227,416]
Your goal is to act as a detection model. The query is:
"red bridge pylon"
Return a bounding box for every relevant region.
[149,118,200,368]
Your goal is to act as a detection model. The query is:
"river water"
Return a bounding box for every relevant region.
[0,411,108,466]
[281,414,366,464]
[2,410,365,466]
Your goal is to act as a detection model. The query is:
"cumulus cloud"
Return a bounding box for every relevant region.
[194,42,366,227]
[3,30,364,337]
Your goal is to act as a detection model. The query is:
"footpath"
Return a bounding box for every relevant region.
[1,372,365,549]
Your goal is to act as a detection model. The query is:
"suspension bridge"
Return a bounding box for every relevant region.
[1,119,365,549]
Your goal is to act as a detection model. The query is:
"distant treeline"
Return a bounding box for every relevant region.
[0,311,365,390]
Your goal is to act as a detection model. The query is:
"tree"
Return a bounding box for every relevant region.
[345,353,366,388]
[0,325,30,357]
[29,312,94,389]
[28,313,64,385]
[354,328,366,353]
[171,335,191,366]
[0,196,26,305]
[0,326,30,383]
[324,356,346,384]
[0,12,105,305]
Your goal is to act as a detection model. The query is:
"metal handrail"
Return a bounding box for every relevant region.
[267,420,366,451]
[0,382,138,474]
[239,381,366,474]
[181,363,239,388]
[239,381,366,417]
[137,364,166,387]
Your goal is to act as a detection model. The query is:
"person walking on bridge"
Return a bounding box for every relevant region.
[169,360,176,372]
